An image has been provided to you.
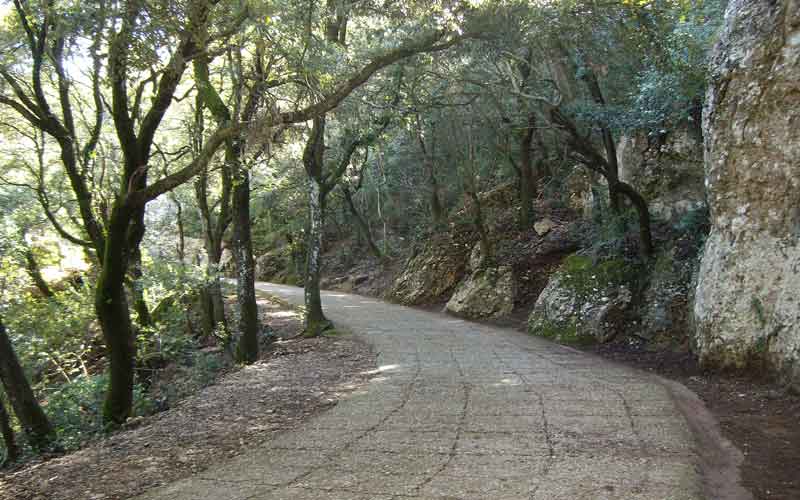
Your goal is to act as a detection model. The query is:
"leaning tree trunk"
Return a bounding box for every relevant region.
[616,181,654,258]
[23,247,53,298]
[232,163,260,364]
[342,187,383,259]
[0,317,55,451]
[0,395,18,464]
[303,177,330,337]
[95,203,137,425]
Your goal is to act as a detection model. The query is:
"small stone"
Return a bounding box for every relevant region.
[534,218,556,236]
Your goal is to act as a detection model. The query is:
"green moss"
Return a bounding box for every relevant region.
[531,318,594,346]
[559,254,635,300]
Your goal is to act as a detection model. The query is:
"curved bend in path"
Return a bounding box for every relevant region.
[139,283,708,500]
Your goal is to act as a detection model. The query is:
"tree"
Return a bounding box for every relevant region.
[0,394,19,465]
[0,316,56,451]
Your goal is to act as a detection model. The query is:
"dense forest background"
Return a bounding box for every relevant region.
[0,0,728,464]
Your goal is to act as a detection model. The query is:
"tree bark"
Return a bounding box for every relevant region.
[232,163,260,363]
[94,202,137,425]
[0,317,56,451]
[342,186,383,259]
[518,113,537,228]
[0,395,18,464]
[23,247,53,298]
[616,181,654,257]
[303,175,330,337]
[582,68,622,213]
[416,120,445,226]
[464,177,493,267]
[128,247,152,328]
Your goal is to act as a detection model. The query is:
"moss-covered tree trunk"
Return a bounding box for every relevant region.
[304,175,330,337]
[94,203,138,425]
[0,317,55,451]
[23,246,53,298]
[0,395,18,464]
[301,117,332,338]
[232,162,260,363]
[129,247,152,328]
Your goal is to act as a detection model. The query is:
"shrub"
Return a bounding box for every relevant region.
[43,374,153,450]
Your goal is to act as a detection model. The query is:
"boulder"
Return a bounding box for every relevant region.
[528,256,634,344]
[617,124,705,222]
[637,245,697,343]
[468,243,482,272]
[389,233,471,305]
[445,266,516,319]
[694,0,800,384]
[255,250,285,282]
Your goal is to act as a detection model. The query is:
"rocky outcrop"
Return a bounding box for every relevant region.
[528,256,634,344]
[445,266,516,319]
[637,238,700,343]
[255,250,285,282]
[617,124,705,222]
[389,232,471,305]
[694,0,800,384]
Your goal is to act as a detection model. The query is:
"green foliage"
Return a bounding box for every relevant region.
[2,285,97,388]
[43,374,153,451]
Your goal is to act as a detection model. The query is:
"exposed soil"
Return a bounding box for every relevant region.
[584,341,800,500]
[0,297,376,500]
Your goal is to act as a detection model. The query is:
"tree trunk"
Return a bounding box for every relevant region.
[197,287,216,339]
[464,182,493,267]
[616,181,654,257]
[23,247,54,298]
[95,203,137,425]
[0,317,56,451]
[518,114,537,228]
[0,395,18,464]
[582,68,622,213]
[429,166,445,226]
[128,248,152,328]
[174,196,186,263]
[342,187,382,259]
[232,164,260,363]
[303,176,330,337]
[201,243,228,339]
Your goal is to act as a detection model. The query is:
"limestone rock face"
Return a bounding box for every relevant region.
[445,266,516,319]
[694,0,800,383]
[255,250,285,282]
[389,235,470,305]
[528,270,632,344]
[617,124,705,222]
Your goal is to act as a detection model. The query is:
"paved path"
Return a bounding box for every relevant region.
[139,283,703,500]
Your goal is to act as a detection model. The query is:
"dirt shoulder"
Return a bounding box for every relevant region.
[0,297,375,500]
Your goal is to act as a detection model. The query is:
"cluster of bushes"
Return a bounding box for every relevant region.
[0,257,228,464]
